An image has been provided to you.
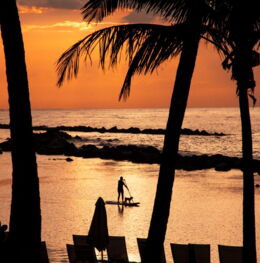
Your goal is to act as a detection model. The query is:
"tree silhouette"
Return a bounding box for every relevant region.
[57,0,259,262]
[57,1,215,261]
[0,1,41,262]
[211,1,259,262]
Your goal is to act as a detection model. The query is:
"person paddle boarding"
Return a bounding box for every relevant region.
[117,176,129,203]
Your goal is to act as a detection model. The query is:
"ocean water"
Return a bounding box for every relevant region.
[1,107,260,158]
[0,108,260,263]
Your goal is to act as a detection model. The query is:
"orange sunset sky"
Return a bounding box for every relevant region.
[0,1,259,109]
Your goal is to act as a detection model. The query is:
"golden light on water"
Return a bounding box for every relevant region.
[0,2,259,262]
[37,156,257,263]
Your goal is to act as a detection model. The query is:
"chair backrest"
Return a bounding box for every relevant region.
[67,244,77,263]
[218,245,243,263]
[189,244,210,263]
[137,238,166,263]
[41,241,50,263]
[75,244,97,262]
[171,243,189,263]
[67,243,97,263]
[107,236,129,262]
[73,235,91,246]
[170,243,210,263]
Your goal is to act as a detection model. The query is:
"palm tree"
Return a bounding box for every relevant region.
[57,0,259,262]
[0,1,41,262]
[57,1,216,262]
[212,1,259,262]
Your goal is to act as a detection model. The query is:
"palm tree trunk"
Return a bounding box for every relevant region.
[144,19,201,262]
[238,87,256,263]
[234,1,257,260]
[0,1,41,262]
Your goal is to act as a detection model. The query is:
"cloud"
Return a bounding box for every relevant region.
[23,20,91,32]
[122,10,157,24]
[17,0,85,10]
[18,6,48,14]
[22,20,126,33]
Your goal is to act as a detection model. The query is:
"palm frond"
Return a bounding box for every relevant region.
[57,23,185,88]
[213,0,260,38]
[81,0,141,22]
[201,24,232,57]
[56,36,90,87]
[81,0,214,24]
[221,53,233,71]
[119,24,185,100]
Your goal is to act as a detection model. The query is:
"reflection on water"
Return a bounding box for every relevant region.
[1,108,260,159]
[0,152,259,263]
[117,205,124,215]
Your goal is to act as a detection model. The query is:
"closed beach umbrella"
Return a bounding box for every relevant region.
[88,197,109,259]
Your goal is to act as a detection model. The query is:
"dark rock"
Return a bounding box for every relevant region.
[108,126,118,132]
[66,157,73,162]
[34,130,76,155]
[100,146,124,160]
[215,162,231,171]
[33,125,48,130]
[0,123,227,136]
[1,128,260,171]
[34,130,72,141]
[0,140,12,151]
[200,130,209,135]
[128,127,141,133]
[252,159,260,173]
[78,145,99,158]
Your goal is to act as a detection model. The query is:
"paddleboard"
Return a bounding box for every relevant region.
[105,201,140,206]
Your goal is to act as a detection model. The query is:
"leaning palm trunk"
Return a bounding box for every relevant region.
[144,17,202,263]
[233,2,257,261]
[236,42,257,262]
[0,1,41,262]
[239,88,256,263]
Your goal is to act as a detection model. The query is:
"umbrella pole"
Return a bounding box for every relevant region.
[101,250,104,262]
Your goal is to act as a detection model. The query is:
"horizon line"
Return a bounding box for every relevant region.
[1,106,259,111]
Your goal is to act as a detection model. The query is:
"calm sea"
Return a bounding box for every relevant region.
[0,108,259,263]
[1,107,260,158]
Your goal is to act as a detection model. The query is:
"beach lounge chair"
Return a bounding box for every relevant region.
[66,243,98,263]
[107,236,129,262]
[73,235,91,246]
[137,238,166,263]
[170,243,210,263]
[41,241,50,263]
[218,245,243,263]
[67,244,77,263]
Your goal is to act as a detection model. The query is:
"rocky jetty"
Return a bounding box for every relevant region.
[0,123,225,136]
[0,130,259,172]
[0,130,77,155]
[75,144,161,164]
